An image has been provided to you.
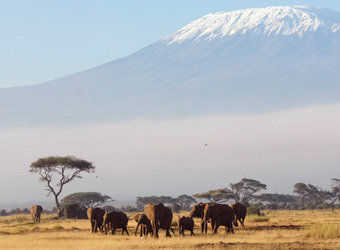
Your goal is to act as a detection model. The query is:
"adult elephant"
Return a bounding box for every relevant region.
[190,203,214,234]
[102,211,129,235]
[229,203,247,227]
[30,205,43,223]
[134,213,153,238]
[203,203,234,234]
[144,203,174,238]
[87,207,105,233]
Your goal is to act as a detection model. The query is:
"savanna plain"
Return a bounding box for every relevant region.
[0,210,339,249]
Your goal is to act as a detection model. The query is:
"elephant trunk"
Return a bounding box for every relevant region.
[135,222,140,236]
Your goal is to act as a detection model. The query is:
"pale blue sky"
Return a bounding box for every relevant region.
[1,0,340,88]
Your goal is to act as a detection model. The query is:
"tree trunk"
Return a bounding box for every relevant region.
[54,194,61,214]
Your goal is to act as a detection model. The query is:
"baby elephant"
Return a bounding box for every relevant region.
[134,213,153,238]
[178,216,194,236]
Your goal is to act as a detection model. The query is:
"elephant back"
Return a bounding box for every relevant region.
[159,206,173,229]
[204,204,234,221]
[233,203,247,218]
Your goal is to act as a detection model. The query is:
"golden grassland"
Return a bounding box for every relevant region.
[0,210,339,249]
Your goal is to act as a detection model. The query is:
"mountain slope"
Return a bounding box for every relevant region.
[1,6,340,126]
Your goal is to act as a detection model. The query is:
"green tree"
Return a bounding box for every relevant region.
[230,178,267,203]
[330,178,340,209]
[293,183,309,209]
[193,188,234,203]
[253,193,296,209]
[29,156,95,213]
[135,196,176,211]
[175,194,197,211]
[61,192,113,208]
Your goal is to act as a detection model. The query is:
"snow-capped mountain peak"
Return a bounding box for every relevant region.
[164,6,340,45]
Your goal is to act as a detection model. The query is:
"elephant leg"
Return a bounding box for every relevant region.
[200,221,204,234]
[143,225,148,237]
[90,220,93,233]
[166,228,171,237]
[228,223,234,233]
[152,222,159,238]
[214,222,220,234]
[211,219,215,231]
[234,217,239,227]
[94,220,98,232]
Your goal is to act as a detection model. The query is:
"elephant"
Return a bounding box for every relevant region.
[134,213,153,238]
[102,211,129,235]
[178,216,194,236]
[144,203,174,238]
[190,203,214,234]
[87,207,105,233]
[30,205,43,223]
[203,203,234,234]
[229,203,247,227]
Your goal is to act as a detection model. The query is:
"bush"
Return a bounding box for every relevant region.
[247,215,270,222]
[58,203,87,219]
[119,206,137,212]
[52,225,64,230]
[247,206,261,215]
[101,205,116,212]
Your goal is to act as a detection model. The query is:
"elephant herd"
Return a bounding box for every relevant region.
[29,202,247,237]
[87,202,247,238]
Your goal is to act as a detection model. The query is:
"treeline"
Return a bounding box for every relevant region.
[0,207,57,216]
[1,178,339,216]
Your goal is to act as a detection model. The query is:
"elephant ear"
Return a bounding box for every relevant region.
[133,213,140,222]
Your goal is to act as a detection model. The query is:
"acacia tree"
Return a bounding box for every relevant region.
[61,192,112,208]
[135,196,176,211]
[293,183,309,209]
[29,156,95,213]
[193,188,235,203]
[176,194,196,211]
[230,178,267,204]
[253,193,296,209]
[330,178,340,209]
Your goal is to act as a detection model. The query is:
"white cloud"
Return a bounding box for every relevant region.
[1,103,340,206]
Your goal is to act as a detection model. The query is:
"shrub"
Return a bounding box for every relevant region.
[31,226,40,232]
[52,225,64,230]
[58,203,87,219]
[247,215,270,222]
[247,206,261,215]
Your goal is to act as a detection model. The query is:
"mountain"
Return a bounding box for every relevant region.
[1,6,340,126]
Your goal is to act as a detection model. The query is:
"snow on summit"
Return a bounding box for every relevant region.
[164,6,340,45]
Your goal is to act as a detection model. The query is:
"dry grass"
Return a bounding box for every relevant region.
[0,210,339,249]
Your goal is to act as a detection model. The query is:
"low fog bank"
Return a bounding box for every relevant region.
[1,103,340,206]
